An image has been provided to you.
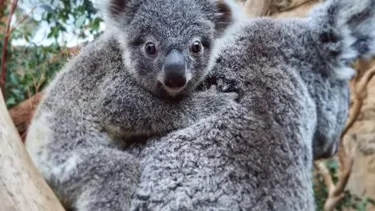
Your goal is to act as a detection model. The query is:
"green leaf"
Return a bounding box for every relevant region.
[11,88,23,97]
[39,4,54,13]
[6,97,16,106]
[9,73,18,85]
[75,15,86,28]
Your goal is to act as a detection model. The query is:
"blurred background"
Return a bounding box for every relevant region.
[1,0,375,210]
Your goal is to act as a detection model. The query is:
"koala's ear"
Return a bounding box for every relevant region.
[309,0,375,80]
[97,0,129,22]
[211,0,244,37]
[108,0,127,17]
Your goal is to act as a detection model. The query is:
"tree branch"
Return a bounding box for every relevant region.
[271,0,317,13]
[244,0,272,17]
[1,0,18,98]
[342,65,375,137]
[8,6,36,36]
[0,91,65,211]
[0,0,6,17]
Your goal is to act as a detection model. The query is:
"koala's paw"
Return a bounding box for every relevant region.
[208,85,239,101]
[217,77,240,93]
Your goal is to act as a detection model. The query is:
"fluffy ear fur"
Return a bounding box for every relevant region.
[96,0,133,27]
[107,0,127,18]
[309,0,375,80]
[211,0,245,37]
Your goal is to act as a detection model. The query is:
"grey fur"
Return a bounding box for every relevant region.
[98,0,242,98]
[126,0,375,210]
[25,0,241,210]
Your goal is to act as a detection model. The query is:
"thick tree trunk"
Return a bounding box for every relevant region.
[0,91,65,211]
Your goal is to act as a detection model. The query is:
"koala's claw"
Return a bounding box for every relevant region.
[207,84,239,101]
[208,85,218,92]
[217,79,229,92]
[223,92,239,101]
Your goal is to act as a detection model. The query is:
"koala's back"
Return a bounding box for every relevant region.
[127,19,317,211]
[25,33,129,177]
[129,102,314,211]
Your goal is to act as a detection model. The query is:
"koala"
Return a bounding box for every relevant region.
[126,0,375,210]
[96,0,244,141]
[24,0,243,210]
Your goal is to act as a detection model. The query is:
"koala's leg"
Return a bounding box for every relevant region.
[50,146,140,211]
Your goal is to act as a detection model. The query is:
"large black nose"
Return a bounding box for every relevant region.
[163,50,186,89]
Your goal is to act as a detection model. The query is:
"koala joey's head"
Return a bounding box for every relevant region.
[98,0,241,98]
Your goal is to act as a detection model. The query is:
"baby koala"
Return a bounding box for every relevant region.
[25,0,243,210]
[97,0,244,141]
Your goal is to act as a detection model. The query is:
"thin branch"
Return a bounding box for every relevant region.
[333,147,353,197]
[321,148,354,211]
[0,0,6,16]
[277,0,316,12]
[314,151,354,211]
[314,162,335,191]
[342,65,375,136]
[271,0,322,18]
[1,0,19,99]
[8,6,36,36]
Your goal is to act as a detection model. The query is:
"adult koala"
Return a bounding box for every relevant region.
[128,0,375,210]
[24,0,243,210]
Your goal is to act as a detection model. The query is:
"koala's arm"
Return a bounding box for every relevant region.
[98,76,238,139]
[26,104,141,211]
[53,146,140,211]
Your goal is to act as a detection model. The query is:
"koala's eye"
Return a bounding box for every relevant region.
[145,42,157,55]
[190,40,203,55]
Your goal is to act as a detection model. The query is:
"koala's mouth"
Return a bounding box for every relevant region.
[156,80,194,99]
[162,85,187,96]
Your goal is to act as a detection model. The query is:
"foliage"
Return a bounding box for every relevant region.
[0,0,102,108]
[2,40,68,107]
[40,0,102,40]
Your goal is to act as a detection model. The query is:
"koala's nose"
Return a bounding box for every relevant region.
[163,50,187,89]
[164,73,187,89]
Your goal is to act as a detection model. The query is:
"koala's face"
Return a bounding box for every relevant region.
[124,2,216,97]
[100,0,235,98]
